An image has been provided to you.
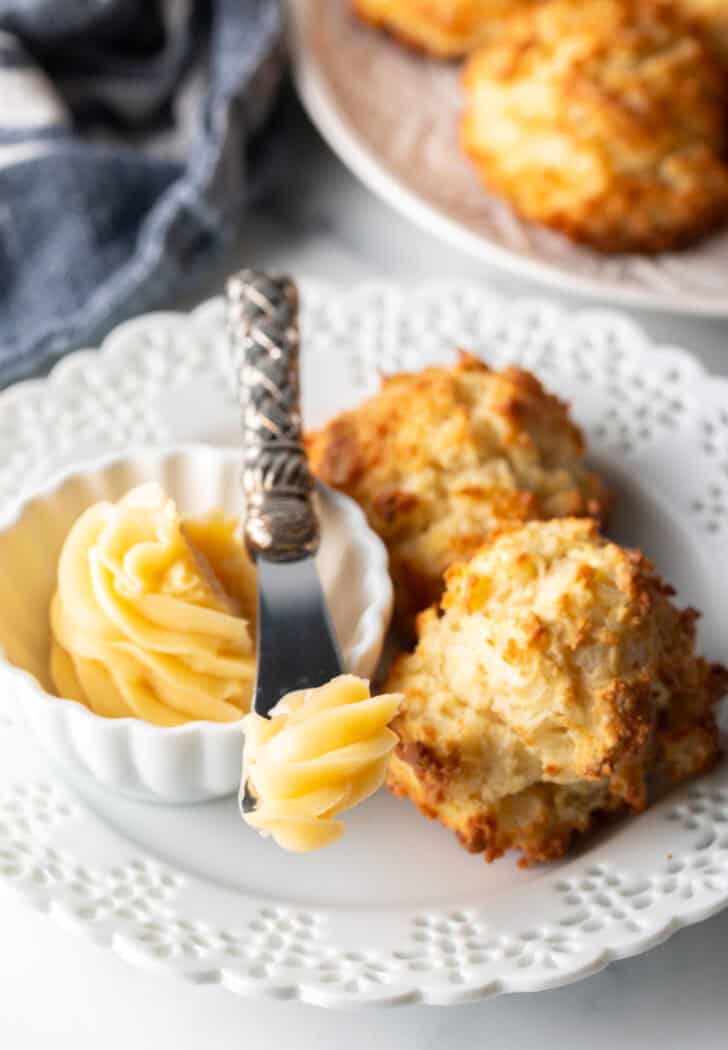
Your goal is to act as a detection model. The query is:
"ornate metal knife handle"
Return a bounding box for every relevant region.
[226,269,319,562]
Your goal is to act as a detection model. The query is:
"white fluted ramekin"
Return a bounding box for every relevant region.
[0,445,393,803]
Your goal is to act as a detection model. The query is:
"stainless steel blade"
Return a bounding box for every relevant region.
[252,555,343,717]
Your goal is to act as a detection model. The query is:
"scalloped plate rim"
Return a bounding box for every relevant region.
[0,281,726,1008]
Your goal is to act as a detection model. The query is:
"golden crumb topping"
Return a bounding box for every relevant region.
[386,518,727,865]
[306,353,608,630]
[461,0,728,252]
[677,0,728,67]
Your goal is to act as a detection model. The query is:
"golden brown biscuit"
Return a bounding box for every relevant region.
[677,0,728,67]
[386,518,727,866]
[461,0,728,253]
[306,354,608,632]
[352,0,534,58]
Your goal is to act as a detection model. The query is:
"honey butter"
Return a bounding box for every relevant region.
[50,484,256,725]
[242,676,401,851]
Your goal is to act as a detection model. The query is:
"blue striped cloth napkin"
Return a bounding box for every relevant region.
[0,0,285,388]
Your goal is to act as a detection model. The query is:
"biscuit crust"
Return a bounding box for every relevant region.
[386,518,727,865]
[352,0,533,58]
[305,354,608,631]
[678,0,728,67]
[461,0,728,253]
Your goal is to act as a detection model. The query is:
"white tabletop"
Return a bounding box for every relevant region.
[2,112,727,1049]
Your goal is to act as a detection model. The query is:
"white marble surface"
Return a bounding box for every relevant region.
[1,110,727,1048]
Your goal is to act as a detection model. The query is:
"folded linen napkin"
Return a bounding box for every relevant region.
[0,0,285,388]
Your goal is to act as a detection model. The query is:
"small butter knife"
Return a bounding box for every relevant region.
[226,270,343,812]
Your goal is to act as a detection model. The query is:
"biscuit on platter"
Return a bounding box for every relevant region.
[352,0,533,58]
[305,353,608,631]
[386,518,727,865]
[461,0,728,253]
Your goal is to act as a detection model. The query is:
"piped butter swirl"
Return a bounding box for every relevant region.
[242,676,402,851]
[50,484,256,725]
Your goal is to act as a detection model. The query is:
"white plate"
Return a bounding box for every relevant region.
[289,0,728,317]
[0,280,726,1007]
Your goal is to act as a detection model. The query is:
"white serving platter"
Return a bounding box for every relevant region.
[0,280,726,1007]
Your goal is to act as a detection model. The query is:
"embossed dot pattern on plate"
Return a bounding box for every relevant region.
[0,282,726,1007]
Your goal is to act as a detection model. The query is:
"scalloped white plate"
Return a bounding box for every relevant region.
[0,280,726,1007]
[289,0,728,317]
